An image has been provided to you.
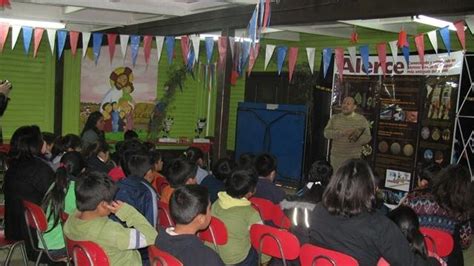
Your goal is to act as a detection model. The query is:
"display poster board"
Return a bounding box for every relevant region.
[331,51,464,192]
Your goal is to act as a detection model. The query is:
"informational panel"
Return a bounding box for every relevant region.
[331,51,463,192]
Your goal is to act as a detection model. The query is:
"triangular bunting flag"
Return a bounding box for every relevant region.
[165,36,175,65]
[248,8,257,45]
[359,45,370,74]
[247,43,260,76]
[130,35,140,66]
[335,48,345,81]
[454,20,466,50]
[92,32,103,64]
[155,36,164,63]
[180,35,190,65]
[190,35,200,63]
[263,0,271,30]
[350,31,358,44]
[0,23,9,53]
[205,37,214,64]
[143,35,152,65]
[33,28,44,58]
[46,29,56,55]
[218,36,228,67]
[21,26,33,55]
[107,33,118,63]
[264,44,275,70]
[376,43,387,76]
[414,34,425,69]
[389,40,398,64]
[398,30,408,48]
[466,17,474,35]
[69,31,80,56]
[57,30,67,59]
[82,32,91,58]
[427,30,438,54]
[11,25,21,50]
[347,46,357,70]
[306,47,315,74]
[402,45,410,67]
[228,37,235,62]
[439,26,451,55]
[276,46,287,75]
[119,34,129,59]
[322,48,332,79]
[288,47,298,82]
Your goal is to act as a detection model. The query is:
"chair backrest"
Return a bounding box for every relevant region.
[65,237,110,266]
[250,224,300,262]
[158,201,175,228]
[299,244,359,266]
[0,204,5,219]
[198,216,228,248]
[420,227,454,257]
[250,197,291,229]
[377,258,390,266]
[22,200,48,233]
[60,212,69,224]
[148,246,183,266]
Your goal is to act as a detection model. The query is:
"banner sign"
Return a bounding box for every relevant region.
[331,51,464,192]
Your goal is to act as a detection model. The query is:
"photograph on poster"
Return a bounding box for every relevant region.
[385,169,411,192]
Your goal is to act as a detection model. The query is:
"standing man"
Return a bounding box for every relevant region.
[324,96,371,170]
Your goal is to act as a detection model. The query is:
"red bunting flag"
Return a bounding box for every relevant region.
[454,20,466,50]
[218,36,227,68]
[376,43,387,76]
[248,43,260,76]
[143,35,153,65]
[350,31,358,44]
[288,47,298,82]
[180,35,190,65]
[0,0,11,8]
[69,31,80,56]
[263,0,271,30]
[414,34,425,69]
[107,33,117,62]
[33,28,45,58]
[335,48,345,81]
[398,30,408,48]
[0,23,9,53]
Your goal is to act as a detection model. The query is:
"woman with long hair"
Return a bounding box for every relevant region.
[41,151,85,258]
[81,111,105,150]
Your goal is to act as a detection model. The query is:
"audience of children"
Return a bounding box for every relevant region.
[108,139,142,181]
[155,185,224,265]
[40,151,84,258]
[63,171,157,265]
[160,158,198,204]
[201,158,235,203]
[183,146,209,184]
[254,153,286,204]
[50,134,82,170]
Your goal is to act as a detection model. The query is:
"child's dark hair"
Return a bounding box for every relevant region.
[226,168,258,198]
[75,171,117,211]
[124,130,138,141]
[388,206,428,259]
[42,151,85,230]
[9,125,43,161]
[127,151,151,178]
[42,132,57,146]
[170,185,209,225]
[149,150,162,165]
[183,147,204,164]
[302,160,333,203]
[255,153,277,177]
[237,153,255,170]
[117,139,146,174]
[212,158,236,182]
[52,134,82,158]
[165,158,197,188]
[102,102,111,111]
[418,163,442,188]
[82,141,109,159]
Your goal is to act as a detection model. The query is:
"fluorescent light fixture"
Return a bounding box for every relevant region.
[413,15,456,31]
[0,18,65,29]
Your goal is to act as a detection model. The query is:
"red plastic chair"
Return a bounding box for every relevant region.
[250,224,300,266]
[65,237,110,266]
[198,216,227,253]
[299,244,359,266]
[0,223,28,265]
[420,227,454,257]
[22,200,69,265]
[148,245,183,266]
[158,201,175,228]
[60,211,70,224]
[377,258,390,266]
[250,197,291,229]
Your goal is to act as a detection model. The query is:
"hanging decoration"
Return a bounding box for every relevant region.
[11,25,21,50]
[389,40,398,64]
[288,47,298,82]
[248,9,258,45]
[57,30,67,59]
[107,33,117,62]
[402,45,410,66]
[397,30,408,48]
[276,46,287,75]
[453,20,466,50]
[180,35,190,65]
[347,46,357,69]
[218,36,228,67]
[240,40,251,75]
[130,35,140,66]
[263,0,271,30]
[69,31,80,56]
[350,29,358,44]
[143,35,153,65]
[21,26,33,55]
[264,44,275,70]
[439,26,451,55]
[228,37,235,62]
[190,35,200,63]
[359,45,370,74]
[414,34,425,69]
[0,0,11,9]
[46,29,56,55]
[186,46,195,71]
[466,18,474,35]
[33,28,44,58]
[0,23,9,53]
[335,48,344,81]
[306,47,315,74]
[205,37,214,64]
[155,36,164,63]
[248,43,260,76]
[427,30,438,54]
[82,32,91,58]
[119,34,129,59]
[165,36,175,65]
[92,32,103,64]
[376,43,387,76]
[322,48,332,79]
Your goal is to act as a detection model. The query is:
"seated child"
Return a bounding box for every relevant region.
[155,185,224,265]
[63,171,157,266]
[109,139,145,182]
[183,147,209,184]
[160,158,197,204]
[84,141,114,174]
[146,150,167,194]
[201,158,235,203]
[254,153,285,204]
[211,168,268,265]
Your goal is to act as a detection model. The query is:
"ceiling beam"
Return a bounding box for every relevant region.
[276,25,353,39]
